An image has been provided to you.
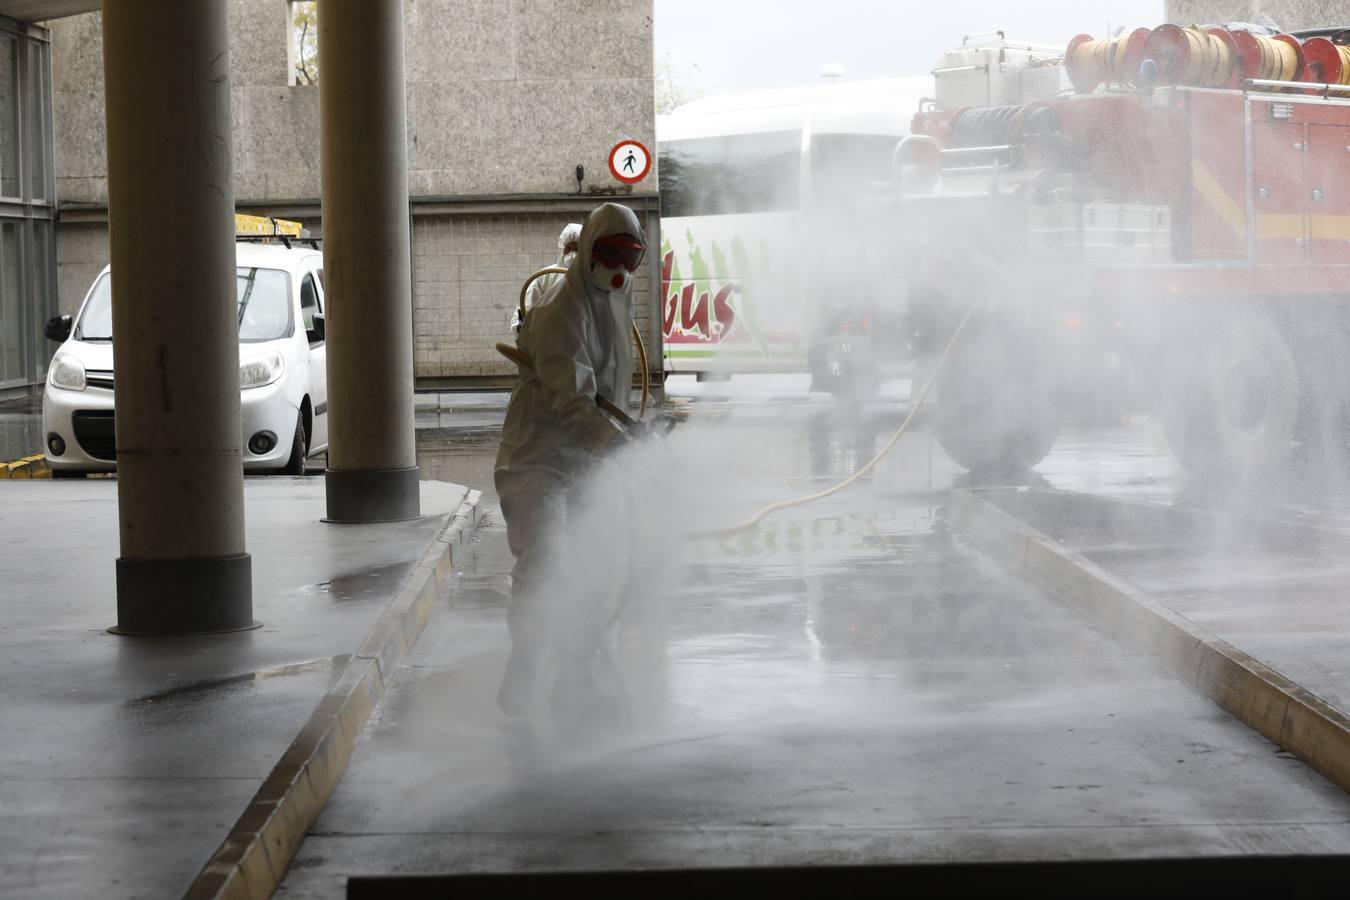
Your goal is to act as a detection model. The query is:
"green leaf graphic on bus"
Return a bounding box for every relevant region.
[661,231,747,344]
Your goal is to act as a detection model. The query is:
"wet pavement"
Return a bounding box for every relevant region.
[0,476,471,900]
[0,394,43,463]
[8,378,1350,896]
[971,488,1350,717]
[274,378,1350,895]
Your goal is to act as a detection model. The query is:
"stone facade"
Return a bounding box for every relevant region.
[1165,1,1347,29]
[47,0,657,383]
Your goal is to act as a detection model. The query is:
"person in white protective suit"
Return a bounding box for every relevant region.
[512,222,582,334]
[494,202,647,717]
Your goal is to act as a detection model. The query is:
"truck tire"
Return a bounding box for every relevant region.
[932,319,1060,475]
[1160,314,1299,476]
[278,415,307,476]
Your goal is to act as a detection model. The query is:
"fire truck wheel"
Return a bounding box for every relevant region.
[1161,315,1299,476]
[932,323,1060,474]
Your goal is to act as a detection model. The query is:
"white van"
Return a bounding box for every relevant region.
[42,238,329,476]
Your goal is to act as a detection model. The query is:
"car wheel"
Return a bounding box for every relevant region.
[279,415,307,476]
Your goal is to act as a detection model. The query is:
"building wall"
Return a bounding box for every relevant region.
[410,201,659,380]
[1165,1,1346,29]
[47,0,657,382]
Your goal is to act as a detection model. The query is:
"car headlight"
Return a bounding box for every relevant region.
[239,351,285,390]
[49,355,86,391]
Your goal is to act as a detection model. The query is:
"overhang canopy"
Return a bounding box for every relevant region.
[0,1,99,23]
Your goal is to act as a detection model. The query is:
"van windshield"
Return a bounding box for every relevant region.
[74,267,293,343]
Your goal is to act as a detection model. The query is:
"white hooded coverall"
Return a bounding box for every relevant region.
[494,202,644,711]
[514,222,582,334]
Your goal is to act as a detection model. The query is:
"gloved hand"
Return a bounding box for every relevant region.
[625,413,679,442]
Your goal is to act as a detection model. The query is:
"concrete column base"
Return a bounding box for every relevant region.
[112,554,256,635]
[325,466,421,523]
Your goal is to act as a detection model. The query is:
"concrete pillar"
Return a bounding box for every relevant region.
[319,0,420,522]
[103,0,253,634]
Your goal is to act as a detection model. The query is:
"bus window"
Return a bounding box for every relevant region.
[659,131,801,218]
[808,133,903,203]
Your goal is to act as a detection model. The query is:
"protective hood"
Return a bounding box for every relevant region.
[556,222,582,258]
[564,202,645,410]
[565,202,644,307]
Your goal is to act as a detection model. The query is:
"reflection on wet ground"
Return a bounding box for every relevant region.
[126,655,350,705]
[0,395,42,461]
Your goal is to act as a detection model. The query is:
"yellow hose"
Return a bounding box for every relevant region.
[690,292,984,540]
[1067,33,1139,87]
[511,264,650,418]
[1245,33,1300,82]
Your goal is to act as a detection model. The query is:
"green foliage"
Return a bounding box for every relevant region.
[655,51,703,115]
[291,1,319,85]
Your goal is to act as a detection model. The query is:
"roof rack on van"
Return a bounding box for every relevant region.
[234,213,321,250]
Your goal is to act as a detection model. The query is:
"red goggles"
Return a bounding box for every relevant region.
[592,234,646,272]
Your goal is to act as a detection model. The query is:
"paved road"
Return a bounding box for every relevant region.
[276,378,1350,896]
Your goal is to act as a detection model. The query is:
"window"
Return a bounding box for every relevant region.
[0,221,18,381]
[237,267,293,341]
[0,23,53,389]
[300,271,322,343]
[0,35,18,199]
[26,39,45,200]
[808,133,903,203]
[659,131,801,218]
[73,272,111,342]
[287,1,318,86]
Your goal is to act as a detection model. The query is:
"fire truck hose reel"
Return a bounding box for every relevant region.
[1067,25,1313,92]
[1301,37,1350,86]
[1066,28,1150,93]
[1145,24,1237,88]
[1229,30,1302,84]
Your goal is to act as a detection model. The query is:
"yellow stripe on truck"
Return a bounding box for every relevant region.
[1191,160,1350,245]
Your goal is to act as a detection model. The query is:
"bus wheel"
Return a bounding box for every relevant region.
[932,319,1060,475]
[1161,314,1299,477]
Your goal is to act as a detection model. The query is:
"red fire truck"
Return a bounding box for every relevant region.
[890,25,1350,476]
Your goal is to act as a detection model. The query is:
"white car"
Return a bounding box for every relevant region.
[42,241,329,476]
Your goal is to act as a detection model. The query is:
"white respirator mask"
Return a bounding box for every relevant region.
[588,234,645,295]
[591,263,629,294]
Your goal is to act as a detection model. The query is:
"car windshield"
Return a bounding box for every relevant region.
[236,267,293,341]
[74,267,293,343]
[73,274,113,341]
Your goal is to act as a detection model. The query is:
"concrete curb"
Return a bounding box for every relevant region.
[950,488,1350,796]
[184,489,483,900]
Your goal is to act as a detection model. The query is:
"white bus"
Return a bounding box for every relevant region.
[656,77,929,380]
